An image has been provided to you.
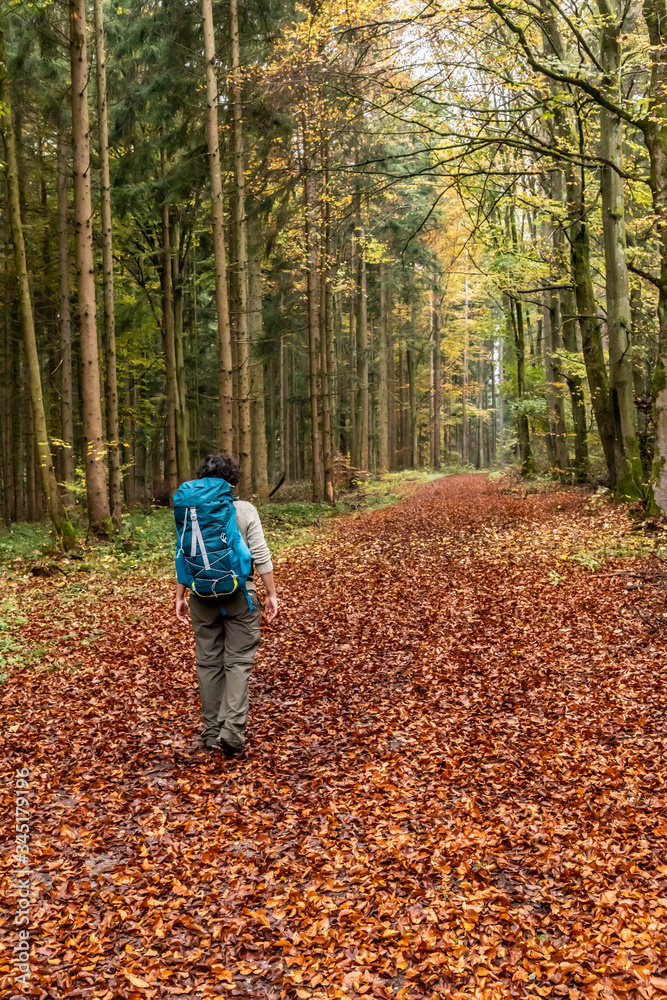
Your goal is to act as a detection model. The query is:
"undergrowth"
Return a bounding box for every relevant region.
[0,469,445,581]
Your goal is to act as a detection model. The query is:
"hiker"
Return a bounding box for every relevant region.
[173,454,278,757]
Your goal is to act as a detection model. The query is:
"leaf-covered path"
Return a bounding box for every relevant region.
[3,475,667,1000]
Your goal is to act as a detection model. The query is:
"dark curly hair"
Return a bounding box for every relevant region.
[196,453,241,486]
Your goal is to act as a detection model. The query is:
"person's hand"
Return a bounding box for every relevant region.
[263,594,278,623]
[176,596,190,626]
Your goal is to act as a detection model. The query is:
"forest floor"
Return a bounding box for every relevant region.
[2,473,667,1000]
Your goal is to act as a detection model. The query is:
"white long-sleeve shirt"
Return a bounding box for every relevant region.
[234,501,273,586]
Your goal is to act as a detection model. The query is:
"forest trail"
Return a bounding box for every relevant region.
[3,474,667,999]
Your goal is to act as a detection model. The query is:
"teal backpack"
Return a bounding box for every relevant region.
[174,478,253,609]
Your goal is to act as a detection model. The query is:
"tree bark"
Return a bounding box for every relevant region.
[505,295,535,475]
[1,21,72,541]
[497,336,504,462]
[399,343,409,468]
[56,133,75,505]
[248,255,269,500]
[378,260,390,471]
[505,209,536,475]
[202,0,233,451]
[627,229,653,478]
[279,326,287,479]
[2,250,15,523]
[598,0,645,499]
[171,219,190,481]
[230,0,251,495]
[633,0,667,508]
[542,289,569,476]
[69,0,112,534]
[567,165,617,483]
[462,273,469,464]
[560,281,589,482]
[355,224,369,471]
[319,151,334,502]
[432,282,442,469]
[93,0,121,527]
[303,143,323,500]
[347,244,356,464]
[515,299,535,474]
[161,183,179,498]
[407,346,418,468]
[490,343,497,464]
[597,0,643,498]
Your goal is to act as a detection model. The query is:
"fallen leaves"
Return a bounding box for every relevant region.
[1,475,667,999]
[123,969,151,988]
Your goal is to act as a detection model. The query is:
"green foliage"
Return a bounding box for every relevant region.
[0,597,27,682]
[0,471,444,580]
[570,550,604,572]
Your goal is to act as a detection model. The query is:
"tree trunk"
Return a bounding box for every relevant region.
[627,229,653,479]
[248,255,269,500]
[567,166,617,484]
[279,326,287,479]
[347,245,357,464]
[202,0,233,451]
[639,0,667,510]
[355,224,369,471]
[598,0,643,498]
[643,110,667,509]
[407,347,418,468]
[542,283,569,477]
[230,0,251,494]
[1,21,72,541]
[462,274,469,464]
[69,0,111,534]
[506,295,535,475]
[26,404,39,522]
[93,0,121,528]
[2,253,15,523]
[303,147,323,500]
[378,261,390,471]
[560,278,589,481]
[550,288,570,473]
[320,152,334,502]
[12,331,25,519]
[505,208,536,475]
[515,299,535,474]
[161,184,179,498]
[387,286,396,470]
[497,336,504,462]
[490,344,497,465]
[56,133,75,505]
[432,284,441,470]
[429,296,435,466]
[172,221,190,481]
[397,343,406,467]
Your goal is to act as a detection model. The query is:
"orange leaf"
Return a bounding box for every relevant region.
[123,970,151,989]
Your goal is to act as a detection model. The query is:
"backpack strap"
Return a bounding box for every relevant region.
[241,581,253,614]
[177,507,189,558]
[189,508,211,570]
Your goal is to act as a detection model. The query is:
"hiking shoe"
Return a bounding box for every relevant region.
[216,736,243,759]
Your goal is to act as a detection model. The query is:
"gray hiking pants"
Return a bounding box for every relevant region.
[189,589,262,749]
